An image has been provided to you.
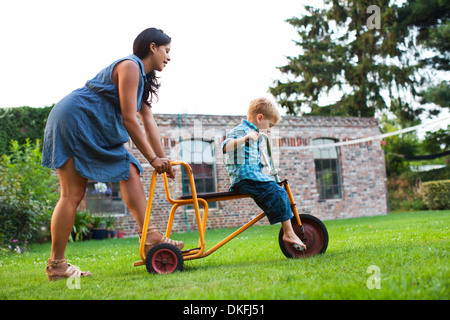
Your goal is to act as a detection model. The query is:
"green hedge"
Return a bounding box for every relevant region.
[418,166,450,182]
[0,106,53,155]
[422,180,450,210]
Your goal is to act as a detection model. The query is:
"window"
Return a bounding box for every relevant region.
[313,138,342,200]
[180,139,217,208]
[85,181,125,214]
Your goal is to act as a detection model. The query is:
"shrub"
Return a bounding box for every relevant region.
[418,165,450,182]
[70,209,92,242]
[0,139,59,251]
[422,180,450,210]
[387,172,427,211]
[0,193,46,251]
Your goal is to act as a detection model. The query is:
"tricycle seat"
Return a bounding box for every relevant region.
[176,190,249,202]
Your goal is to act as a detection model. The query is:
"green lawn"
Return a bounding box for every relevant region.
[0,210,448,300]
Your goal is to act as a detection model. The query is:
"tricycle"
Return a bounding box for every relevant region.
[134,133,329,274]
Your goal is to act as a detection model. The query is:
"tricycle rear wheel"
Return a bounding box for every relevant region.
[278,214,328,259]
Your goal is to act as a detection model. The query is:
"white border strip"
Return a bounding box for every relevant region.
[282,116,450,150]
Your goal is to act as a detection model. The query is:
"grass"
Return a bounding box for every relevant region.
[0,210,448,300]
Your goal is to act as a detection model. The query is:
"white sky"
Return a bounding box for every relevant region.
[0,0,308,116]
[0,0,447,133]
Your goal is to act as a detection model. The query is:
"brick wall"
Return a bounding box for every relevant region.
[117,114,388,237]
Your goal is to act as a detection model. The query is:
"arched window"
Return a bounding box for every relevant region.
[313,138,342,200]
[180,138,217,208]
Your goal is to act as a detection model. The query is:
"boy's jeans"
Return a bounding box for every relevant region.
[232,179,293,224]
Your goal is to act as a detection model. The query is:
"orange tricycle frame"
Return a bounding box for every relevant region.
[133,132,315,269]
[133,160,303,267]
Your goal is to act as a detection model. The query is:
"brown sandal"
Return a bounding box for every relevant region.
[139,226,184,256]
[46,258,92,282]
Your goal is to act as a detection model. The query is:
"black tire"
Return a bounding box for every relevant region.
[145,243,184,274]
[278,214,328,259]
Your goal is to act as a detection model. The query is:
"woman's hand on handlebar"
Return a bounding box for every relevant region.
[150,157,175,179]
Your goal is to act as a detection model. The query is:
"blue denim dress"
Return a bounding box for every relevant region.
[41,55,146,182]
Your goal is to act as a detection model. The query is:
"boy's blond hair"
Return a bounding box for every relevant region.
[247,97,281,124]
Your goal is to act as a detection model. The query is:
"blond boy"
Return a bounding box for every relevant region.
[222,98,306,250]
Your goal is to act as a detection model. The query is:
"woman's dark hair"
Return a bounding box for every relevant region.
[133,28,171,106]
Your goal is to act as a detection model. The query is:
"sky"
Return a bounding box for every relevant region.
[0,0,306,116]
[0,0,448,134]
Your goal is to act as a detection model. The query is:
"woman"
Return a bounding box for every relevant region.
[42,28,183,281]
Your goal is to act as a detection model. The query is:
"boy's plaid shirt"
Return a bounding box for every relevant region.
[222,119,273,190]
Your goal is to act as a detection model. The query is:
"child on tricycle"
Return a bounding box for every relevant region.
[222,97,306,252]
[135,98,328,274]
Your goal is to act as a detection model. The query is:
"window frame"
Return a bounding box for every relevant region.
[312,138,343,201]
[179,138,218,210]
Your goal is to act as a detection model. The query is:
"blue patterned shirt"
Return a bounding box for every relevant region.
[222,119,274,189]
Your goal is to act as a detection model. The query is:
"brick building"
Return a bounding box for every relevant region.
[84,114,388,237]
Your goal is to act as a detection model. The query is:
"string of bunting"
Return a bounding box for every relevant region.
[281,116,450,150]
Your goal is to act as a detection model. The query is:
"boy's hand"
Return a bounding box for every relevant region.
[245,132,260,142]
[223,132,260,152]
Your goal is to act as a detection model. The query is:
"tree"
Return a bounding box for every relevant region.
[0,106,53,155]
[397,0,449,112]
[422,126,450,154]
[270,0,420,120]
[420,81,450,110]
[397,0,449,161]
[398,0,450,72]
[380,114,421,176]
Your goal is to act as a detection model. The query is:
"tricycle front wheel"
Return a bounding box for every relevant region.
[278,214,328,259]
[146,243,184,274]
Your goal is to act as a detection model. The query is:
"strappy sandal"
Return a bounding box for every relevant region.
[139,226,184,256]
[46,258,92,282]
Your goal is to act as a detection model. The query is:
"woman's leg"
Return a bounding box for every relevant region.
[46,157,92,281]
[120,164,183,250]
[50,157,88,260]
[119,163,147,230]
